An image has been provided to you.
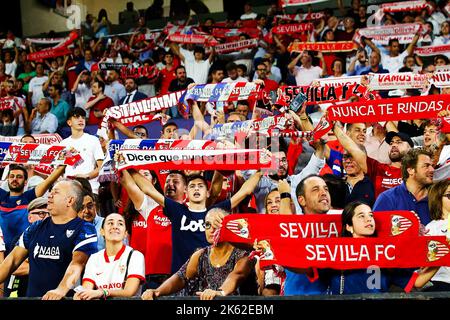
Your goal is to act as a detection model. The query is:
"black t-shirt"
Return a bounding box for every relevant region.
[168,78,195,92]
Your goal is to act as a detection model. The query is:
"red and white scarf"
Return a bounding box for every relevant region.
[288,41,357,53]
[353,24,430,46]
[271,23,314,35]
[214,39,258,54]
[415,44,450,57]
[327,94,450,123]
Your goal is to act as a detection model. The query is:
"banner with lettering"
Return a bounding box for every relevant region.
[368,72,431,90]
[119,65,160,80]
[274,12,325,23]
[98,90,185,138]
[0,133,62,144]
[183,82,260,102]
[280,0,330,7]
[353,24,430,46]
[380,0,432,13]
[211,28,261,41]
[114,148,270,171]
[0,142,82,166]
[415,44,450,56]
[217,211,420,246]
[167,33,218,46]
[257,236,450,270]
[431,72,450,88]
[327,94,450,123]
[275,76,368,106]
[288,41,358,53]
[441,116,450,133]
[271,23,314,35]
[27,30,78,61]
[214,39,258,54]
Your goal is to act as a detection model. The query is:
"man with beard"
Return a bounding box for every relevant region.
[373,148,434,225]
[118,77,148,104]
[334,123,413,198]
[104,70,126,105]
[0,164,66,255]
[242,139,326,214]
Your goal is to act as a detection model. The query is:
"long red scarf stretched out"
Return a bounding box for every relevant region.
[327,94,450,123]
[217,211,420,246]
[288,41,357,53]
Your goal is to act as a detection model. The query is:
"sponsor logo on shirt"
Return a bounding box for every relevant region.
[153,214,171,227]
[33,243,60,260]
[180,215,205,232]
[133,220,147,228]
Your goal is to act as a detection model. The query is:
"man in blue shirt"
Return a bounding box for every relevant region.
[0,164,66,254]
[129,170,263,273]
[0,179,98,299]
[48,84,71,129]
[373,148,434,226]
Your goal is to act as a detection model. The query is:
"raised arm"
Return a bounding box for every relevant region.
[230,170,263,209]
[206,170,224,208]
[333,121,367,172]
[363,37,380,56]
[406,33,420,56]
[130,169,165,206]
[169,42,185,62]
[35,165,66,197]
[120,169,145,209]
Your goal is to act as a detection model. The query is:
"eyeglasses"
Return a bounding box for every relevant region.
[204,221,212,230]
[30,210,49,218]
[443,194,450,200]
[257,68,266,71]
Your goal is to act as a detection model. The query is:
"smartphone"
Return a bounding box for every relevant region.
[289,92,307,113]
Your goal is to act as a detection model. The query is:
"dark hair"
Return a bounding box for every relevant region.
[48,83,62,94]
[1,108,14,120]
[341,201,375,237]
[193,46,205,55]
[187,174,208,187]
[9,164,28,181]
[175,65,186,73]
[20,134,36,143]
[434,54,450,65]
[98,8,108,22]
[133,125,148,137]
[74,177,92,195]
[428,180,450,220]
[125,77,137,85]
[93,80,106,92]
[388,38,399,46]
[162,121,178,131]
[101,212,125,228]
[322,174,347,209]
[67,107,87,119]
[331,58,345,73]
[236,64,247,74]
[401,148,433,181]
[256,13,267,20]
[236,100,249,107]
[226,62,238,72]
[295,174,324,199]
[167,170,187,185]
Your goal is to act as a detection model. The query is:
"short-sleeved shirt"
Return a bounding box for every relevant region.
[83,245,145,295]
[381,51,409,74]
[18,217,98,297]
[28,76,48,107]
[366,157,402,198]
[293,65,322,86]
[164,197,231,273]
[180,48,211,84]
[0,188,36,253]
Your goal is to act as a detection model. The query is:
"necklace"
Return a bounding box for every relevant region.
[210,248,232,268]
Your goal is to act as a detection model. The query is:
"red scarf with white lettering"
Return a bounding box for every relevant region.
[288,41,357,53]
[214,39,258,54]
[27,30,78,61]
[167,33,218,45]
[98,90,185,137]
[368,72,431,90]
[277,83,369,106]
[274,12,325,23]
[441,116,450,133]
[211,27,261,41]
[327,95,450,123]
[217,211,420,247]
[258,236,450,270]
[119,65,160,80]
[271,23,314,35]
[280,0,330,7]
[415,44,450,57]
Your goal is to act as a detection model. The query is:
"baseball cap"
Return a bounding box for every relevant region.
[385,131,414,148]
[28,197,48,212]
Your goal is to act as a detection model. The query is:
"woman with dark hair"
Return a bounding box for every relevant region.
[423,180,450,291]
[326,201,438,294]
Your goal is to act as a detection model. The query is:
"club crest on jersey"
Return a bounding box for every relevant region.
[427,240,450,262]
[16,200,21,205]
[66,230,75,238]
[119,264,126,274]
[390,215,413,236]
[226,218,249,239]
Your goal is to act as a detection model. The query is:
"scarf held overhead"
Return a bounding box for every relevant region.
[327,94,450,123]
